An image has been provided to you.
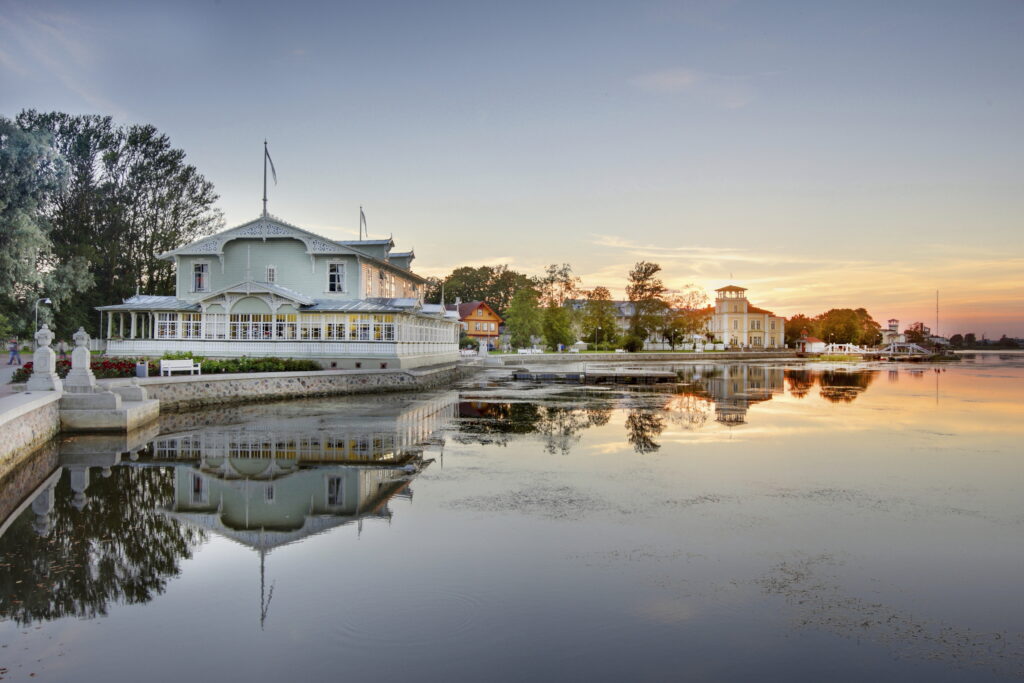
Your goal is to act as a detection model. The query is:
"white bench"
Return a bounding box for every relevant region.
[160,359,202,376]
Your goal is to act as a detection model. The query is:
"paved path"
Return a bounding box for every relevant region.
[1,362,24,397]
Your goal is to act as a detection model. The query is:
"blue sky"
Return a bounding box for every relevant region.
[1,0,1022,335]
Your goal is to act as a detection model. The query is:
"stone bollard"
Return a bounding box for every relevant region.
[64,327,98,394]
[26,324,64,392]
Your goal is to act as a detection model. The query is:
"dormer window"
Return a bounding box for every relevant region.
[266,265,277,284]
[193,262,209,292]
[328,262,345,293]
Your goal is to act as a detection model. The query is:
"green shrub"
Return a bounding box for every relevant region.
[622,335,644,353]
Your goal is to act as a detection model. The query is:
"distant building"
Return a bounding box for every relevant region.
[565,284,785,350]
[446,300,503,349]
[881,319,906,345]
[708,286,785,348]
[795,334,826,353]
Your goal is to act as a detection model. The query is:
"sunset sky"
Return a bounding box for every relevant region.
[2,0,1022,336]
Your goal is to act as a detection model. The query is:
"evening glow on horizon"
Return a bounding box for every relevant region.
[1,0,1021,335]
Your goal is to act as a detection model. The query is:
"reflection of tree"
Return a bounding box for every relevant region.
[0,466,206,626]
[818,370,877,403]
[783,369,878,403]
[455,401,613,455]
[664,395,711,431]
[785,369,815,399]
[625,410,665,454]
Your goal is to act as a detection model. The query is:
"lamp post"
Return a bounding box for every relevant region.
[34,297,52,332]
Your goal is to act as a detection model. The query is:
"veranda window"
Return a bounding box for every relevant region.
[230,314,274,339]
[372,315,395,341]
[324,314,347,339]
[274,313,297,339]
[204,314,227,339]
[156,313,178,338]
[181,313,202,338]
[299,314,323,340]
[351,315,372,341]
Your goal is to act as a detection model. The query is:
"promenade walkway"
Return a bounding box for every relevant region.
[1,362,22,398]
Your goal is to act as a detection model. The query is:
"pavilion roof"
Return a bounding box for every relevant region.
[95,295,199,312]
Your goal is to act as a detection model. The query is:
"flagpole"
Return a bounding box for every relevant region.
[262,140,268,216]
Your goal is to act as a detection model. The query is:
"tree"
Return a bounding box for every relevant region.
[815,308,882,346]
[424,265,534,315]
[536,263,580,308]
[542,304,574,351]
[948,333,964,347]
[505,287,543,348]
[580,286,618,345]
[12,111,223,337]
[625,261,666,339]
[904,322,929,345]
[964,332,977,346]
[658,286,710,349]
[0,118,93,335]
[785,314,814,345]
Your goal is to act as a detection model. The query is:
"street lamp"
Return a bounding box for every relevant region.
[34,297,52,332]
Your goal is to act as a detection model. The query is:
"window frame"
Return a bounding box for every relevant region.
[326,261,347,293]
[192,260,210,293]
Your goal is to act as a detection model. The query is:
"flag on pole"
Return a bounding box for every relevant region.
[359,206,367,240]
[265,146,278,185]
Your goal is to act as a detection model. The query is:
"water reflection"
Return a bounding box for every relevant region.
[0,395,456,628]
[0,429,204,627]
[458,365,877,454]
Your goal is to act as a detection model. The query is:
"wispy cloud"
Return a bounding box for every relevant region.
[0,8,125,117]
[630,67,757,109]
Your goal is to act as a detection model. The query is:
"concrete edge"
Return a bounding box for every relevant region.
[0,392,62,430]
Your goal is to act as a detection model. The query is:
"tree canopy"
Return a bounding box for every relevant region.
[425,264,533,315]
[625,261,666,338]
[0,110,222,338]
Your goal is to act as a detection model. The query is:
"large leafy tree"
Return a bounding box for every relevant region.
[9,111,222,337]
[0,119,91,334]
[659,286,710,349]
[425,265,533,315]
[785,313,814,345]
[536,263,580,308]
[504,287,543,348]
[580,286,618,345]
[625,261,666,338]
[541,303,574,351]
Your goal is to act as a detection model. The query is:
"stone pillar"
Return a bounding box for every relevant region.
[130,313,137,339]
[64,327,98,394]
[27,324,63,392]
[107,312,114,338]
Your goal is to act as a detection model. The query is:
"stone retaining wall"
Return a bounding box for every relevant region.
[0,393,62,480]
[101,363,463,411]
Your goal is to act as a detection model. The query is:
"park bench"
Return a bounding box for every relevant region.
[160,359,202,376]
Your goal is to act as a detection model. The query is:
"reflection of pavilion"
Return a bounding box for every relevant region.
[688,364,784,426]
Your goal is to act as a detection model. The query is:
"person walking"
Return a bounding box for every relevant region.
[7,338,22,365]
[56,338,69,361]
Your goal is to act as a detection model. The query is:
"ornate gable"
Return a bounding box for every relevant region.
[159,215,356,261]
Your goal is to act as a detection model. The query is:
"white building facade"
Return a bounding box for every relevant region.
[708,286,785,348]
[97,214,461,369]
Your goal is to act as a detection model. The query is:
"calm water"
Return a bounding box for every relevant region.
[1,356,1022,682]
